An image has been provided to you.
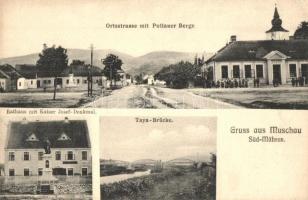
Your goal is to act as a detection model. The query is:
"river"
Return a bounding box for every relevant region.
[101,170,151,184]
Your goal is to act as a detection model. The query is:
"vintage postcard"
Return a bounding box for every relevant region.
[0,0,308,200]
[0,0,308,109]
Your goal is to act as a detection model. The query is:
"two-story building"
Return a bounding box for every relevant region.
[202,6,308,86]
[4,118,92,177]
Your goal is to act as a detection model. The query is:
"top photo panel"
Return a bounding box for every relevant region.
[0,0,308,109]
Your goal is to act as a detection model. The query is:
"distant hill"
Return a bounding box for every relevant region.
[0,49,212,76]
[173,153,215,163]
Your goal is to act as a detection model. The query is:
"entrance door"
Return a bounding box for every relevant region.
[301,64,308,84]
[37,80,41,88]
[273,64,282,84]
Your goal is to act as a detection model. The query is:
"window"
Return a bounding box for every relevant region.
[19,82,21,86]
[38,168,43,176]
[67,168,73,176]
[82,151,87,160]
[244,65,252,78]
[67,151,74,160]
[233,65,240,78]
[82,168,88,176]
[289,64,297,78]
[48,80,51,84]
[26,133,39,141]
[9,169,15,176]
[9,152,15,161]
[24,152,30,161]
[221,65,228,79]
[55,151,61,160]
[24,169,30,176]
[46,160,49,168]
[57,133,70,141]
[31,80,33,85]
[84,80,87,84]
[256,65,264,78]
[66,79,69,84]
[43,80,47,84]
[38,152,44,160]
[77,79,80,84]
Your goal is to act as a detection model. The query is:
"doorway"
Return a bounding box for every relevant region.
[301,64,308,84]
[37,80,41,88]
[273,64,282,84]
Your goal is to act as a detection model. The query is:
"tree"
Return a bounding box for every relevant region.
[37,45,68,100]
[155,61,201,88]
[294,21,308,39]
[71,60,85,65]
[134,73,144,84]
[102,54,123,86]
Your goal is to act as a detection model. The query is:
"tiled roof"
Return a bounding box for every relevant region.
[0,70,8,79]
[6,120,91,149]
[59,64,103,77]
[0,64,22,79]
[14,64,103,78]
[15,64,37,79]
[206,40,308,63]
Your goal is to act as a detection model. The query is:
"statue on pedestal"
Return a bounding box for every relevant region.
[43,139,51,154]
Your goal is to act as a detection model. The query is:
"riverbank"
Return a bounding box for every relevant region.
[101,168,215,200]
[101,170,151,184]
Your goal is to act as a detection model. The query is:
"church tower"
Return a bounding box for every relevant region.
[266,5,289,40]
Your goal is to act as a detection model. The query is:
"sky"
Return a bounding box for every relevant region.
[0,0,308,58]
[100,117,216,162]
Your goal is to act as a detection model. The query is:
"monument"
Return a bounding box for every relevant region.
[37,139,57,194]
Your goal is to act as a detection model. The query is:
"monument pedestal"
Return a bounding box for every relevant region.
[38,153,57,194]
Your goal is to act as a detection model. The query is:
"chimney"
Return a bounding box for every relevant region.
[230,35,237,43]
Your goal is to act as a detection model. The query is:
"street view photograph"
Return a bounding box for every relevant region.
[0,0,308,109]
[100,116,216,200]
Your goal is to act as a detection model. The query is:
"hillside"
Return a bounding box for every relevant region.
[0,49,212,76]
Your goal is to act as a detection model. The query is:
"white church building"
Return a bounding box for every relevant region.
[202,6,308,86]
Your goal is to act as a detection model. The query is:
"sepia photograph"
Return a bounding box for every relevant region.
[0,0,308,109]
[0,116,93,199]
[100,116,216,200]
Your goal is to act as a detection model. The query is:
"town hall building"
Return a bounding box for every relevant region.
[4,117,92,177]
[202,6,308,86]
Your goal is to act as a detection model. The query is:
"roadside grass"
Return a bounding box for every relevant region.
[0,89,104,108]
[190,87,308,109]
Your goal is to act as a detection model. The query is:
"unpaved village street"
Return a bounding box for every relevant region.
[84,85,238,109]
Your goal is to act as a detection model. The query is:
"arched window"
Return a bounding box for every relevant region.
[46,160,49,168]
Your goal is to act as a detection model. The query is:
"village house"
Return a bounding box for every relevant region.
[202,6,308,86]
[15,64,38,89]
[4,117,92,177]
[0,64,23,91]
[14,61,105,90]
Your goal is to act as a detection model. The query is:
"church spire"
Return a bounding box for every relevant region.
[266,5,288,33]
[273,4,279,18]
